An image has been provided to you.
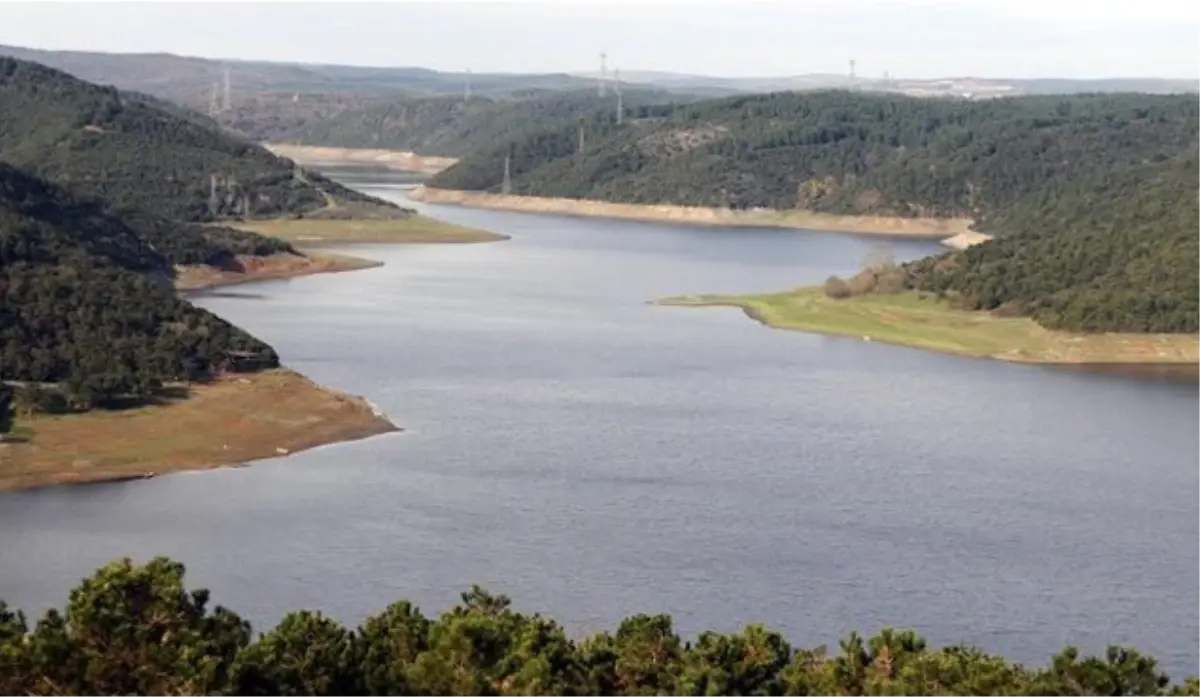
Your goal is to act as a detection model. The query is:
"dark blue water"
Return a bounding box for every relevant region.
[2,183,1196,677]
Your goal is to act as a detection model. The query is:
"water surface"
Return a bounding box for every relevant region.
[2,183,1196,676]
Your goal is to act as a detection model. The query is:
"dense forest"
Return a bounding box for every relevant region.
[0,163,278,413]
[216,89,694,157]
[0,557,1195,696]
[431,91,1199,333]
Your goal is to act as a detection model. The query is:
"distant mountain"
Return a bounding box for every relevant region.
[575,70,1198,99]
[431,90,1198,333]
[0,44,612,103]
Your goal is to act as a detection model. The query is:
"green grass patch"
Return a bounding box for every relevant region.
[659,288,1199,364]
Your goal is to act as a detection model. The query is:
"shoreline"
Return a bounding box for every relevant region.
[3,214,506,492]
[657,290,1200,367]
[175,250,383,293]
[264,143,458,175]
[411,186,982,245]
[180,215,507,292]
[0,369,398,493]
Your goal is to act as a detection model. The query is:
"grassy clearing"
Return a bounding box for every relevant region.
[659,287,1199,364]
[0,369,397,492]
[231,215,507,246]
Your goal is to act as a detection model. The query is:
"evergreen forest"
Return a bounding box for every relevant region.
[0,163,278,412]
[430,91,1199,333]
[219,89,693,157]
[0,557,1196,696]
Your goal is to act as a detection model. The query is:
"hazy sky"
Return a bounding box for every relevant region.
[2,0,1198,79]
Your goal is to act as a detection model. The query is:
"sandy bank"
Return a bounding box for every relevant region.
[0,369,398,493]
[412,186,978,243]
[265,143,457,175]
[174,251,381,292]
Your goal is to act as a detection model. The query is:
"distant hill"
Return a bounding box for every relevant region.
[0,163,278,409]
[579,70,1199,99]
[0,44,609,103]
[431,90,1198,333]
[219,89,697,157]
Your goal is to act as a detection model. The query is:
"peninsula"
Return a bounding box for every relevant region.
[658,289,1200,365]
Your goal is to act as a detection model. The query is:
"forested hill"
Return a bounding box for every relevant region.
[431,91,1199,334]
[0,56,387,225]
[430,90,1198,222]
[0,163,278,412]
[217,89,693,157]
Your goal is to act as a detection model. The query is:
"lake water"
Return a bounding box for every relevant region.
[1,180,1197,677]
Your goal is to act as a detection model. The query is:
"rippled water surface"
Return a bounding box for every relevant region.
[2,181,1196,676]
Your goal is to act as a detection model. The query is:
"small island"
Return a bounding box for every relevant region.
[657,287,1199,365]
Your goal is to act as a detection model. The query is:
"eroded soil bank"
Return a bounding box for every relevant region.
[411,186,979,243]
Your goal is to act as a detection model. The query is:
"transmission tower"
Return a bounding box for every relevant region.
[598,52,607,97]
[208,82,220,116]
[578,117,586,153]
[502,152,512,195]
[464,68,472,102]
[849,59,856,87]
[615,67,623,125]
[222,65,232,111]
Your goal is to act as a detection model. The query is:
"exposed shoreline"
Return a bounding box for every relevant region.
[2,214,507,493]
[265,143,458,174]
[411,186,982,245]
[0,369,398,493]
[657,289,1200,366]
[175,250,383,293]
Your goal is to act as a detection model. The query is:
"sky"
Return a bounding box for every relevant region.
[2,0,1198,80]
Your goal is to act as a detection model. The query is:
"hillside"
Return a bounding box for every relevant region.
[0,163,278,410]
[215,89,691,158]
[0,57,391,224]
[431,90,1198,333]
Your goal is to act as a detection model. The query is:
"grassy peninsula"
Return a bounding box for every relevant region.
[433,90,1198,336]
[659,288,1199,365]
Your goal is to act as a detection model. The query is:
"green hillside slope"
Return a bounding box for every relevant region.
[220,89,694,157]
[0,57,386,224]
[0,163,277,409]
[431,91,1198,333]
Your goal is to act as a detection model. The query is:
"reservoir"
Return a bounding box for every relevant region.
[1,178,1196,677]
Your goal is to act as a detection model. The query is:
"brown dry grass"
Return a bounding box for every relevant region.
[0,369,397,492]
[411,187,973,239]
[232,216,507,245]
[174,251,381,292]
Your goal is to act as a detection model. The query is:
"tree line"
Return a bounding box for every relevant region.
[430,91,1199,333]
[0,557,1194,696]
